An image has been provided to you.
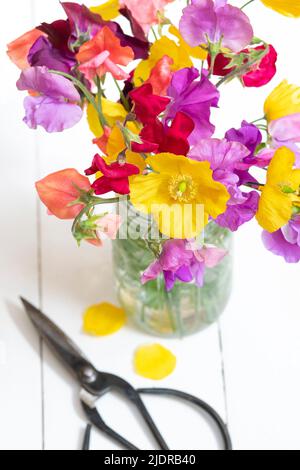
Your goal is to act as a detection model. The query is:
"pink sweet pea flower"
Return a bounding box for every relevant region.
[86,213,123,247]
[36,169,91,219]
[120,0,175,34]
[264,114,300,168]
[76,26,134,81]
[97,214,123,240]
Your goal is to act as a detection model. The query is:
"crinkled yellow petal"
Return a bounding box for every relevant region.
[130,153,229,238]
[83,302,126,336]
[90,0,120,20]
[106,122,140,160]
[125,150,147,172]
[168,25,208,61]
[134,344,176,380]
[266,146,295,185]
[264,80,300,122]
[261,0,300,17]
[256,185,292,232]
[134,37,193,87]
[87,99,127,137]
[256,147,298,232]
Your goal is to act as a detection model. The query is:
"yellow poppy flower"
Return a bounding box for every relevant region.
[90,0,120,20]
[261,0,300,18]
[133,36,193,87]
[83,302,126,336]
[168,25,208,61]
[129,153,230,239]
[87,99,127,137]
[134,344,176,380]
[264,80,300,122]
[256,147,300,232]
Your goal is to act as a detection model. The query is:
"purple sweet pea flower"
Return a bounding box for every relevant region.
[28,36,76,73]
[165,67,219,144]
[141,239,227,291]
[225,120,262,166]
[189,138,259,230]
[179,0,253,53]
[16,66,82,133]
[188,137,249,197]
[262,217,300,263]
[216,191,259,231]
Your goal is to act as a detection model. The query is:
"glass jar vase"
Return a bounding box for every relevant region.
[112,206,233,338]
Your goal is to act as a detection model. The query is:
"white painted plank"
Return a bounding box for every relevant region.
[31,0,227,451]
[219,3,300,450]
[0,0,42,450]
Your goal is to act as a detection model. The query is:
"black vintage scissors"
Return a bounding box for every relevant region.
[20,297,232,451]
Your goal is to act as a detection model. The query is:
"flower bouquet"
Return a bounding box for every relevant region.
[7,0,300,337]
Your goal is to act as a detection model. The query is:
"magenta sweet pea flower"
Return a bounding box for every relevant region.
[179,0,253,53]
[262,217,300,263]
[141,240,194,291]
[16,66,83,133]
[141,239,227,291]
[165,67,219,144]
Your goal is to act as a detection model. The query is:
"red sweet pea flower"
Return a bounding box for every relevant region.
[207,53,234,77]
[241,45,277,88]
[129,83,171,125]
[132,112,194,156]
[36,169,91,219]
[208,44,277,88]
[85,154,140,195]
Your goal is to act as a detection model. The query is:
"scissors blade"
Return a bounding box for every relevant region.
[20,297,96,383]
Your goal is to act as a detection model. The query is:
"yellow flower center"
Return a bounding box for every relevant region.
[168,175,197,203]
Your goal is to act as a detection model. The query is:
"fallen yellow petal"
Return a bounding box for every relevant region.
[134,344,176,380]
[83,302,126,336]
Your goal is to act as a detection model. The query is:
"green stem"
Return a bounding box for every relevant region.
[251,117,266,124]
[72,197,121,238]
[151,27,158,41]
[243,182,263,189]
[49,69,107,129]
[216,46,269,87]
[113,77,131,111]
[95,76,108,128]
[241,0,255,10]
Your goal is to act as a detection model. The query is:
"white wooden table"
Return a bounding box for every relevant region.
[1,0,300,451]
